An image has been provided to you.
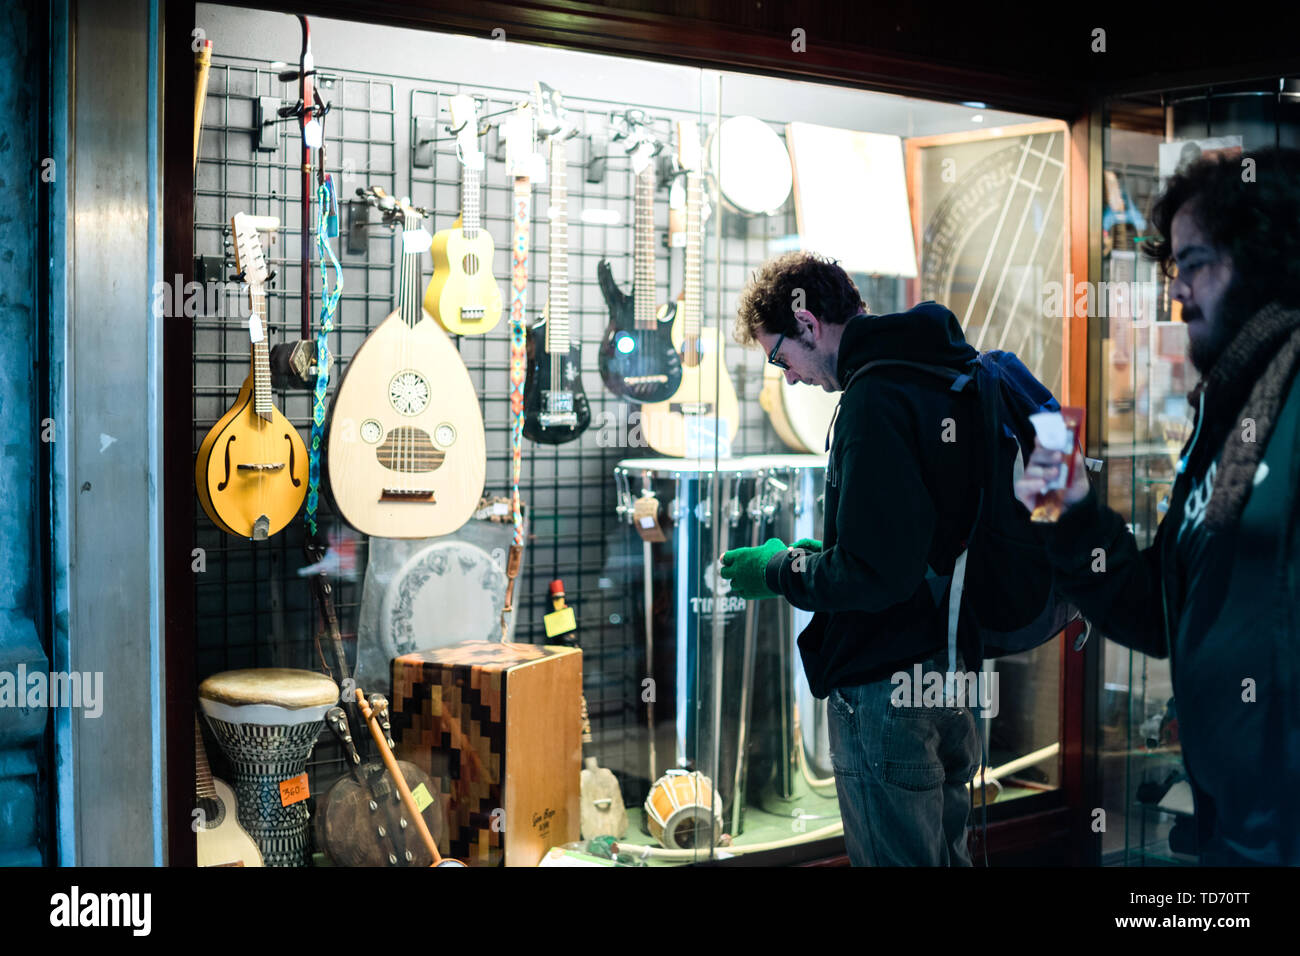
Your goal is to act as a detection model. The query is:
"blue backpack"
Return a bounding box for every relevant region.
[843,350,1084,671]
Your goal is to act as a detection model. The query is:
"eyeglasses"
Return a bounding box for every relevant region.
[767,332,790,371]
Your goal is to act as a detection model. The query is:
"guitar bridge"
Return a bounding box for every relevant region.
[626,374,669,385]
[380,488,436,502]
[670,402,712,416]
[539,412,578,428]
[460,306,485,321]
[237,462,286,472]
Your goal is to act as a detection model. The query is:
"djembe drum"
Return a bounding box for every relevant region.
[199,668,338,867]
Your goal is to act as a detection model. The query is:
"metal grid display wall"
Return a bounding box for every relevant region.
[191,54,882,808]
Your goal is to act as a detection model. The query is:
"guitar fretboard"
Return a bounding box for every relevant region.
[633,165,656,330]
[462,162,481,240]
[250,287,272,420]
[398,210,422,327]
[683,168,703,355]
[195,718,217,801]
[546,133,570,356]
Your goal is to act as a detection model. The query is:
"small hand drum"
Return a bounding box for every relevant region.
[644,770,724,850]
[198,668,338,867]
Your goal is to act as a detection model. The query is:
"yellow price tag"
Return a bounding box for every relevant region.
[544,606,576,638]
[411,782,434,814]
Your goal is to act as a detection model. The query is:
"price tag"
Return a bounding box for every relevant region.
[279,772,309,807]
[303,117,322,149]
[411,782,434,813]
[403,228,433,254]
[248,313,264,344]
[632,495,666,543]
[544,605,577,638]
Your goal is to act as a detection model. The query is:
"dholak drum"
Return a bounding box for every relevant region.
[644,770,724,850]
[199,668,338,867]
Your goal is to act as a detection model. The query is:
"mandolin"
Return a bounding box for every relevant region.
[597,114,681,404]
[523,82,590,445]
[195,214,308,540]
[195,715,263,867]
[424,95,503,336]
[642,121,739,458]
[326,189,486,539]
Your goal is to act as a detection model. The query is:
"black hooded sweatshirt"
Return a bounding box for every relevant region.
[764,303,983,698]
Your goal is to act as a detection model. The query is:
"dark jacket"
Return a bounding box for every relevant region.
[764,303,982,699]
[1039,341,1300,864]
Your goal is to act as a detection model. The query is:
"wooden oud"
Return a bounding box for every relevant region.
[326,192,486,539]
[195,214,308,540]
[642,121,739,458]
[425,95,503,336]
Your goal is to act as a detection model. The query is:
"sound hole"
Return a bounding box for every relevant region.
[217,436,235,491]
[376,426,445,474]
[461,252,479,276]
[285,434,301,487]
[196,795,224,829]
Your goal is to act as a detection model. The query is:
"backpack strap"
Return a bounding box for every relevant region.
[825,358,978,452]
[840,357,982,684]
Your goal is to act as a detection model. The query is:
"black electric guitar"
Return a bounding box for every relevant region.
[523,83,590,444]
[597,115,681,404]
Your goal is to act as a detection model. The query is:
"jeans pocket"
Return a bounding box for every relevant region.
[827,688,865,776]
[881,707,946,791]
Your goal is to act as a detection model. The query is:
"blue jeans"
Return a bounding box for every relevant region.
[828,655,982,866]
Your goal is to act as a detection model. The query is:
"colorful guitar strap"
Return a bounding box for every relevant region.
[502,170,529,635]
[305,172,343,540]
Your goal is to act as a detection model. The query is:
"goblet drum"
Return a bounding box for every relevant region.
[199,668,339,867]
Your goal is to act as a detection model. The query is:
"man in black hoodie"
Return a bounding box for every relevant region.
[721,252,986,865]
[1015,148,1300,865]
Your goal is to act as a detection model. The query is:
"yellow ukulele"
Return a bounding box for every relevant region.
[424,94,503,336]
[195,214,308,540]
[642,121,740,458]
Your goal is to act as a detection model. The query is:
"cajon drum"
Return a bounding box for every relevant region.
[390,641,582,866]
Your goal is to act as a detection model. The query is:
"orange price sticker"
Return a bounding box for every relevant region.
[279,772,310,807]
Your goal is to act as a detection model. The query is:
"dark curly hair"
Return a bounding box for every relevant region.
[733,251,866,345]
[1143,147,1300,312]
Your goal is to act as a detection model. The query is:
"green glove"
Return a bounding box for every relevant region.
[791,538,822,553]
[719,537,788,600]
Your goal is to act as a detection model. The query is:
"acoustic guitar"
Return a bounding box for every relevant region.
[195,715,263,867]
[195,214,308,540]
[597,114,682,404]
[523,82,590,444]
[425,95,503,336]
[642,121,739,458]
[326,189,486,539]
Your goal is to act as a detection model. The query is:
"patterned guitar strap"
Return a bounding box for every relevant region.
[502,166,529,639]
[306,171,343,543]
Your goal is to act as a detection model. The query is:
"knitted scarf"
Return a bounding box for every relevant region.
[1185,302,1300,532]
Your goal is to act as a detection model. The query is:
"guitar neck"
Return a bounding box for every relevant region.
[683,169,702,346]
[547,134,569,356]
[462,163,482,239]
[250,286,272,420]
[397,210,422,327]
[633,165,656,330]
[195,717,217,801]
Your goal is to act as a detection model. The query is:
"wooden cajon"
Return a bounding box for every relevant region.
[390,641,582,866]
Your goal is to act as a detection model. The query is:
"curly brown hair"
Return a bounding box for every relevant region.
[733,251,866,346]
[1144,147,1300,312]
